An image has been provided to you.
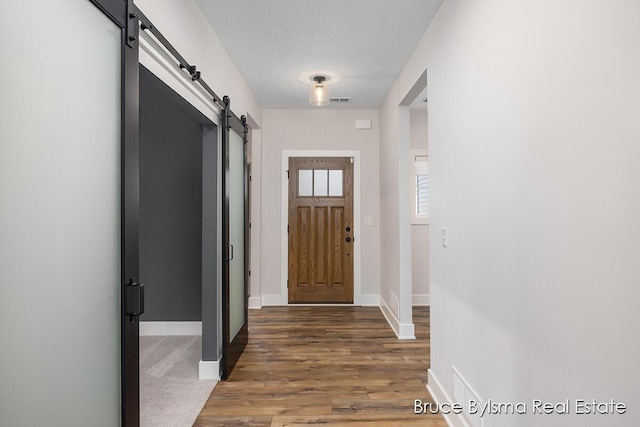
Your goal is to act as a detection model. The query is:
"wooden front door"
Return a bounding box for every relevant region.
[288,157,354,303]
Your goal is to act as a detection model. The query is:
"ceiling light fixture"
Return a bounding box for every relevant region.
[309,75,329,106]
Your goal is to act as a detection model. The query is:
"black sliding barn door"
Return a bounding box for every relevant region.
[221,97,250,379]
[90,1,142,425]
[1,0,141,426]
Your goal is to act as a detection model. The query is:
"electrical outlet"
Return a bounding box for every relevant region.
[441,227,447,248]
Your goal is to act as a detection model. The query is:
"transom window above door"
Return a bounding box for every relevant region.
[298,169,343,197]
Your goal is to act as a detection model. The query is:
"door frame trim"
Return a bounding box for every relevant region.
[280,150,362,305]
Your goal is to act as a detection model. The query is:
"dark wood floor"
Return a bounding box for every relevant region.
[194,306,446,426]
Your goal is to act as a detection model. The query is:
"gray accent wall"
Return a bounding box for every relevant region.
[202,126,219,360]
[139,66,217,324]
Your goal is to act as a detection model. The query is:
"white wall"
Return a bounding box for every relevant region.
[379,91,401,318]
[248,127,263,308]
[410,109,428,149]
[401,1,640,426]
[260,109,381,303]
[379,78,416,338]
[135,0,262,127]
[410,109,429,303]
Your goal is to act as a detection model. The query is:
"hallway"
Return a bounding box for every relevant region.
[194,306,445,426]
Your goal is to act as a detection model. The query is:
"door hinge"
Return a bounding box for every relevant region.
[286,170,289,179]
[287,279,289,288]
[249,222,252,229]
[287,224,290,233]
[249,270,251,276]
[350,157,354,164]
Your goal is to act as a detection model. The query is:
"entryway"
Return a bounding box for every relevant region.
[280,151,363,305]
[138,64,218,427]
[288,157,354,303]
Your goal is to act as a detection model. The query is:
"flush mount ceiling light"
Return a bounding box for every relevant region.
[309,75,329,107]
[300,70,340,107]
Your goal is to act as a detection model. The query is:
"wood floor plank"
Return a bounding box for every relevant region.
[271,414,444,427]
[193,415,272,427]
[193,306,446,426]
[332,399,422,414]
[199,400,332,416]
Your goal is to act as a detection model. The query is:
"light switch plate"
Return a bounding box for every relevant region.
[364,216,374,226]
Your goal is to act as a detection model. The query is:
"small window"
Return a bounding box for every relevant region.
[298,170,313,196]
[328,170,343,196]
[411,151,429,224]
[313,170,328,196]
[298,168,344,197]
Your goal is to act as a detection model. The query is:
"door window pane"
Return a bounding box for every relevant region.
[314,169,328,196]
[329,170,343,196]
[298,170,312,196]
[0,1,121,423]
[229,129,245,341]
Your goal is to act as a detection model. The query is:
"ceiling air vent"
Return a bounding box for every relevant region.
[329,97,352,103]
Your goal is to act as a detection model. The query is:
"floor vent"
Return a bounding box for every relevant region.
[329,97,352,103]
[389,291,400,318]
[452,366,483,427]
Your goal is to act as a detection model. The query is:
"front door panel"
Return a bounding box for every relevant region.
[288,157,354,303]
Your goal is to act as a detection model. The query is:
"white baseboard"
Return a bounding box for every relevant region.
[427,369,468,427]
[261,294,283,306]
[248,296,262,309]
[139,321,202,336]
[379,297,396,332]
[379,297,415,339]
[359,294,380,306]
[399,322,415,339]
[199,359,221,380]
[413,294,431,306]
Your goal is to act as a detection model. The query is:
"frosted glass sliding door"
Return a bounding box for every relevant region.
[0,0,125,425]
[222,104,249,380]
[228,129,246,341]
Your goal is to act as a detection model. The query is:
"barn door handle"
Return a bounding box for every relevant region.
[125,278,145,322]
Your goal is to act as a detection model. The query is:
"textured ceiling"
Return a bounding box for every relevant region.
[195,0,443,109]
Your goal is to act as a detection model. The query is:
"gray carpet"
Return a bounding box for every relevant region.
[140,336,217,427]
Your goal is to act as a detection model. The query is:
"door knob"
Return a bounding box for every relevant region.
[345,236,352,242]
